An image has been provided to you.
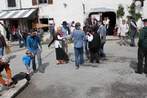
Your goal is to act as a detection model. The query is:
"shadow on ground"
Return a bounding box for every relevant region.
[9,54,16,60]
[15,82,77,98]
[106,56,136,63]
[81,63,99,67]
[38,62,50,73]
[109,81,147,98]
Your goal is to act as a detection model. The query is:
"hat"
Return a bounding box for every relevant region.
[62,21,68,26]
[142,18,147,22]
[75,22,81,27]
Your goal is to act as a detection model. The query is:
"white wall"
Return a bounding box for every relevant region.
[37,0,134,26]
[0,0,6,10]
[143,0,147,18]
[21,0,32,8]
[38,0,84,26]
[0,0,147,29]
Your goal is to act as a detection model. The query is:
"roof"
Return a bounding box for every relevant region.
[88,7,115,13]
[0,8,37,20]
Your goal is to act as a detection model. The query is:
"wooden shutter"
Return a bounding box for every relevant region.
[32,0,37,5]
[48,0,53,4]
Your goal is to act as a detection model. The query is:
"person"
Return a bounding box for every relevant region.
[49,18,55,36]
[0,56,12,86]
[83,26,89,59]
[26,31,42,72]
[16,28,24,48]
[70,21,75,32]
[103,17,110,34]
[129,17,137,47]
[22,50,33,74]
[22,31,28,48]
[0,23,10,41]
[87,27,101,63]
[97,21,107,58]
[54,27,69,64]
[71,22,85,69]
[0,31,7,57]
[137,18,147,74]
[61,21,70,53]
[118,19,129,46]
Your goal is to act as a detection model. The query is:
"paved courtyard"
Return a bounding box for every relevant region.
[8,39,147,98]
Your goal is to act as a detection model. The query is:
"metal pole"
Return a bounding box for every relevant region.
[82,3,86,14]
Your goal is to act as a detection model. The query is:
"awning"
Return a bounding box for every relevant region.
[88,7,115,13]
[0,8,37,20]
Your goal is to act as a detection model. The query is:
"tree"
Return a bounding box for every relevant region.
[128,1,142,21]
[116,4,125,18]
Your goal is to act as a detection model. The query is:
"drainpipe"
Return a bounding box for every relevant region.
[19,0,22,9]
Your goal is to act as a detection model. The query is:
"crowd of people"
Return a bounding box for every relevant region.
[0,15,147,88]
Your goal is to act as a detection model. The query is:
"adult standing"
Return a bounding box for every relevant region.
[0,31,7,57]
[137,19,147,74]
[87,27,101,63]
[16,28,24,48]
[61,21,70,53]
[129,17,137,47]
[118,20,129,46]
[49,18,55,36]
[26,31,42,72]
[97,21,107,57]
[54,27,69,64]
[71,22,85,69]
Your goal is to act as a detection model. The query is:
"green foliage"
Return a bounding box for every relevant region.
[117,4,125,18]
[128,1,142,21]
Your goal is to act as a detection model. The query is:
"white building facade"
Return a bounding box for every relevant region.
[0,0,146,35]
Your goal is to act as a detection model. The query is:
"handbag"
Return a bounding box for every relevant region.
[5,45,12,54]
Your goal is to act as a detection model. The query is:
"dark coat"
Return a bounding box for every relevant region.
[0,35,6,48]
[88,33,101,50]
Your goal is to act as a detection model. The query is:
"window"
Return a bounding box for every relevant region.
[32,0,53,5]
[38,0,47,4]
[48,0,53,4]
[32,0,37,5]
[7,0,16,7]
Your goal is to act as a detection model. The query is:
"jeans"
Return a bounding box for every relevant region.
[25,64,31,71]
[100,42,106,57]
[32,49,42,71]
[84,40,89,59]
[74,47,84,67]
[0,47,4,57]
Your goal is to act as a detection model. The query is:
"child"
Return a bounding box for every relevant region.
[22,50,33,74]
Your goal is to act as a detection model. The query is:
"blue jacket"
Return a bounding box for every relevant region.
[26,36,41,53]
[22,55,32,65]
[72,29,85,48]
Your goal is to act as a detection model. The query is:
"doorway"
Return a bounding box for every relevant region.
[102,12,116,35]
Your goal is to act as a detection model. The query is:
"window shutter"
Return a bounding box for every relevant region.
[48,0,53,4]
[32,0,37,5]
